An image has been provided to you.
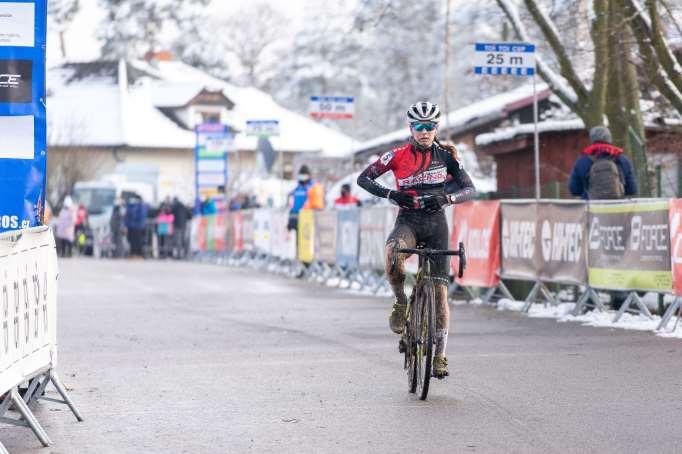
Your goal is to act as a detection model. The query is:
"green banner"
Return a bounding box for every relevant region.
[587,200,671,291]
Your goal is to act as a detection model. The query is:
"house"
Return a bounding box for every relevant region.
[353,83,682,198]
[475,110,682,199]
[47,56,352,205]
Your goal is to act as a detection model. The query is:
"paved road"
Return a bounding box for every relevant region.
[2,258,682,453]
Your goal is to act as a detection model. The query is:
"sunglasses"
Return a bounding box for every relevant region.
[411,122,437,132]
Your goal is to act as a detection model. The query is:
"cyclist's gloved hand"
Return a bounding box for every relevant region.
[419,194,449,213]
[388,191,416,209]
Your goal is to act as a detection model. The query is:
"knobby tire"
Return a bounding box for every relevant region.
[417,280,435,400]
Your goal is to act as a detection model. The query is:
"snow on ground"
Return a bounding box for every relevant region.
[493,298,682,339]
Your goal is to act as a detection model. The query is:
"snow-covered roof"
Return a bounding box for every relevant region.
[475,119,585,147]
[47,59,352,156]
[353,83,551,153]
[130,60,353,157]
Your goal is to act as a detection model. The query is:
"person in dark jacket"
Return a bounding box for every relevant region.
[109,201,125,258]
[124,195,148,258]
[171,197,191,259]
[569,126,637,311]
[568,126,637,199]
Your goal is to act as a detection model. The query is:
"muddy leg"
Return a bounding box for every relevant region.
[434,282,450,356]
[384,225,416,306]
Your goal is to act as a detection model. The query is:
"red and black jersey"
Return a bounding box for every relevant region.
[357,140,475,201]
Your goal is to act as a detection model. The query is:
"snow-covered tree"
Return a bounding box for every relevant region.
[175,2,287,89]
[97,0,209,59]
[48,0,80,59]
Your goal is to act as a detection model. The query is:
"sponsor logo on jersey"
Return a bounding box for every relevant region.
[0,59,31,103]
[379,151,394,166]
[398,167,447,187]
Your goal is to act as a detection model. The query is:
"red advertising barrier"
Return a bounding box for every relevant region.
[232,211,244,253]
[670,199,682,295]
[197,217,207,252]
[214,213,226,252]
[451,201,501,287]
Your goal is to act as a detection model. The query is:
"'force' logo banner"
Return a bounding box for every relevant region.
[588,200,671,291]
[0,59,32,103]
[451,201,500,287]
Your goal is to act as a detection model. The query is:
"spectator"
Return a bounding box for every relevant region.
[334,183,361,208]
[55,196,77,258]
[201,197,217,216]
[110,200,125,258]
[228,194,243,211]
[171,197,191,259]
[568,126,637,200]
[288,165,325,230]
[74,203,89,255]
[156,203,175,259]
[568,126,637,310]
[125,195,148,258]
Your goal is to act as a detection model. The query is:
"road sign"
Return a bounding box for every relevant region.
[309,96,354,120]
[474,42,540,199]
[246,120,280,137]
[473,43,536,76]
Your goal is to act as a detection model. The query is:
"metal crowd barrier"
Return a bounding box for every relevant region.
[189,198,682,334]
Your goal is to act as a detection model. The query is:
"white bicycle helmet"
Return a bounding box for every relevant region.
[407,101,441,123]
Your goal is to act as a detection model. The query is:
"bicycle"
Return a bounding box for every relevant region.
[394,242,466,400]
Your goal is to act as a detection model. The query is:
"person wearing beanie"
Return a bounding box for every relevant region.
[568,125,637,200]
[287,165,325,231]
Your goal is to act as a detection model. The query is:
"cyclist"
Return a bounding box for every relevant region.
[356,101,475,378]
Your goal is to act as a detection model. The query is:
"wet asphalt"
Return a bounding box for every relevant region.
[3,258,682,454]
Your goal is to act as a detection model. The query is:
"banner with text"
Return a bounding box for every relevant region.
[501,201,537,280]
[359,207,394,271]
[588,200,671,291]
[314,210,337,264]
[451,201,501,287]
[242,210,254,252]
[253,209,272,254]
[537,202,587,284]
[0,227,58,394]
[0,1,48,232]
[501,201,587,284]
[670,199,682,296]
[297,209,315,263]
[336,209,360,268]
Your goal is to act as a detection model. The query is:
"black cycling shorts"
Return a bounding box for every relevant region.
[386,209,450,281]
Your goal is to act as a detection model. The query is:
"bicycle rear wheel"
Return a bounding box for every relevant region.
[416,280,435,400]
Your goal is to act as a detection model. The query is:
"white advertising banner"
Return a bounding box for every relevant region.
[0,2,35,47]
[253,209,272,254]
[0,227,58,394]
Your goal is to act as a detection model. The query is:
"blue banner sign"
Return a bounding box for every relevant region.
[195,123,230,209]
[0,0,47,232]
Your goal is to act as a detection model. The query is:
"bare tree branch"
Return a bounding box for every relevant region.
[523,0,590,104]
[623,0,682,112]
[494,0,581,114]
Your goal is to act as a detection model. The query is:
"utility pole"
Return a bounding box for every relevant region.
[443,0,452,130]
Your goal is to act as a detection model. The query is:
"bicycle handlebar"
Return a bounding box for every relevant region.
[396,242,467,278]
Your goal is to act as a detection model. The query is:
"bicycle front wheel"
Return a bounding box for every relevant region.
[416,280,435,400]
[407,290,418,394]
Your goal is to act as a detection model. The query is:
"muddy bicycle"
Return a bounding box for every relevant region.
[395,242,466,400]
